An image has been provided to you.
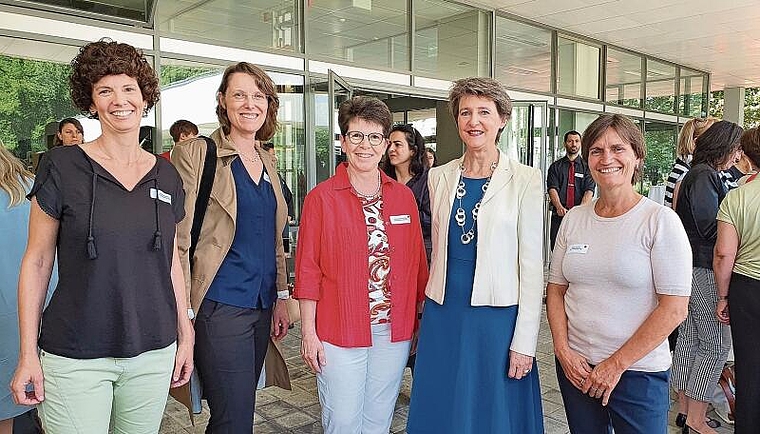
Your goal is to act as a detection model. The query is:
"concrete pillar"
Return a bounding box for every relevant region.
[723,87,745,125]
[435,100,463,165]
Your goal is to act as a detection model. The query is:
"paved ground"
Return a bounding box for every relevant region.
[158,307,734,433]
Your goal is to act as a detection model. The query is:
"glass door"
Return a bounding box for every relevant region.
[499,101,551,263]
[328,70,353,175]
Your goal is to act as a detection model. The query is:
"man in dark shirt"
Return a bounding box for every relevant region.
[546,130,596,250]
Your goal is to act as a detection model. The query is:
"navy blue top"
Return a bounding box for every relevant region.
[205,158,277,309]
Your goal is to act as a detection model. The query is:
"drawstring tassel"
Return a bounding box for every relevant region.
[153,231,162,251]
[86,236,98,259]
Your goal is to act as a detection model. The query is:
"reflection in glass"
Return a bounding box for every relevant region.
[680,69,707,118]
[495,17,551,93]
[0,37,81,161]
[157,0,300,53]
[645,60,676,113]
[641,122,677,194]
[307,0,408,70]
[414,0,491,79]
[606,48,642,108]
[557,36,600,99]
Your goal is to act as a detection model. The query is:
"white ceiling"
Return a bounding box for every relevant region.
[465,0,760,90]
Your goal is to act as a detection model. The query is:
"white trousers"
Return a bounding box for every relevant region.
[317,323,410,434]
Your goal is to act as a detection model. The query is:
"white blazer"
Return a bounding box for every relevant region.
[425,149,545,356]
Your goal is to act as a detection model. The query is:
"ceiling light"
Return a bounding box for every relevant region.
[339,18,346,22]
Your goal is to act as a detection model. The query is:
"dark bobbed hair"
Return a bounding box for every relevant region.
[581,114,646,184]
[69,38,160,119]
[216,62,280,141]
[692,121,743,169]
[564,130,581,143]
[382,124,428,178]
[53,117,84,146]
[448,77,512,143]
[426,147,438,167]
[337,96,392,137]
[740,127,760,169]
[169,119,198,143]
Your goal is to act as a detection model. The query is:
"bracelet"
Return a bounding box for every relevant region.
[717,296,729,301]
[277,290,290,300]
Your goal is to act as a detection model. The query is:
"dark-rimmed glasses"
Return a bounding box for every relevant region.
[344,131,386,147]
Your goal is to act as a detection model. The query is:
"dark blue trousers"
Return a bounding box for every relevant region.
[195,299,272,434]
[556,359,669,434]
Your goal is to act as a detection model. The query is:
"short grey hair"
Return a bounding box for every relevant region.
[449,77,512,142]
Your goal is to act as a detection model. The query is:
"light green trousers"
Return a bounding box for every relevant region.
[38,342,176,434]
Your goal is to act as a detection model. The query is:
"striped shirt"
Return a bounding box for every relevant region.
[664,157,690,208]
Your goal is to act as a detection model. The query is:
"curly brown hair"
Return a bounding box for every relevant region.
[69,38,160,119]
[216,62,280,141]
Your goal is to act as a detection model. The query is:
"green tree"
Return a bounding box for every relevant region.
[0,56,77,158]
[710,88,760,128]
[160,65,216,87]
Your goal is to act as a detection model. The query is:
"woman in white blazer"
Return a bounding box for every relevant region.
[406,77,544,434]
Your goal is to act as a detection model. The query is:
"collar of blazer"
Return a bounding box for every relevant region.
[441,149,515,209]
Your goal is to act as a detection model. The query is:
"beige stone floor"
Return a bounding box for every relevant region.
[158,307,734,434]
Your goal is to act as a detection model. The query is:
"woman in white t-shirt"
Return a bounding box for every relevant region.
[546,114,692,434]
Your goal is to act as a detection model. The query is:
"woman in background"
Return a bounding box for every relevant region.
[53,117,84,147]
[665,117,716,210]
[714,127,760,434]
[0,145,55,434]
[672,120,743,434]
[383,124,431,261]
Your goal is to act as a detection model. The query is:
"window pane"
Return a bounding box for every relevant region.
[414,0,491,79]
[0,37,82,162]
[606,48,642,108]
[642,122,677,194]
[307,0,408,71]
[157,0,300,53]
[557,36,600,99]
[495,17,551,93]
[680,68,707,118]
[20,0,154,22]
[645,60,676,113]
[160,60,306,219]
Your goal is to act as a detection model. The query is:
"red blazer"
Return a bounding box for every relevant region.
[294,163,428,347]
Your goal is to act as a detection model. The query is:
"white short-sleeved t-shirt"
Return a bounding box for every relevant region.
[549,197,692,372]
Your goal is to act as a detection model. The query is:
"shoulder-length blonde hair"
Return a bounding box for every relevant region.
[0,145,33,207]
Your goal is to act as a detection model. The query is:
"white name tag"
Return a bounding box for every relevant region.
[150,188,172,205]
[390,214,411,224]
[263,172,271,183]
[567,243,589,254]
[575,173,585,178]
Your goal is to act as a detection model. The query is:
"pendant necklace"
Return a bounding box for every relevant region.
[454,160,497,244]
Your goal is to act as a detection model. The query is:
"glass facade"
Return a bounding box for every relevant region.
[642,122,678,194]
[414,0,491,79]
[495,17,551,93]
[557,36,600,99]
[606,48,642,108]
[645,59,677,113]
[157,0,301,53]
[307,0,408,70]
[680,68,708,118]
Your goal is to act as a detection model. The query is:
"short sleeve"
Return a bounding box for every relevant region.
[28,152,63,219]
[548,214,570,285]
[717,190,736,225]
[172,175,186,224]
[650,208,692,296]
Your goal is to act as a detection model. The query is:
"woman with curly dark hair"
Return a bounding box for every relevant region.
[383,124,431,261]
[10,39,193,434]
[672,120,743,434]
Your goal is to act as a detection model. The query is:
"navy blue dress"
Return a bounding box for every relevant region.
[407,177,544,434]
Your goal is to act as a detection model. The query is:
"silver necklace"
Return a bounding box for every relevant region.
[454,160,497,244]
[351,170,382,199]
[238,150,261,164]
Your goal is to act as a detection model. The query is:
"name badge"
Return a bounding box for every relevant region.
[263,172,271,183]
[390,215,411,224]
[574,173,585,178]
[567,243,589,254]
[150,188,172,205]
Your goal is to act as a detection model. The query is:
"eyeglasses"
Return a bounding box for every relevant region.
[344,131,386,147]
[229,91,267,103]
